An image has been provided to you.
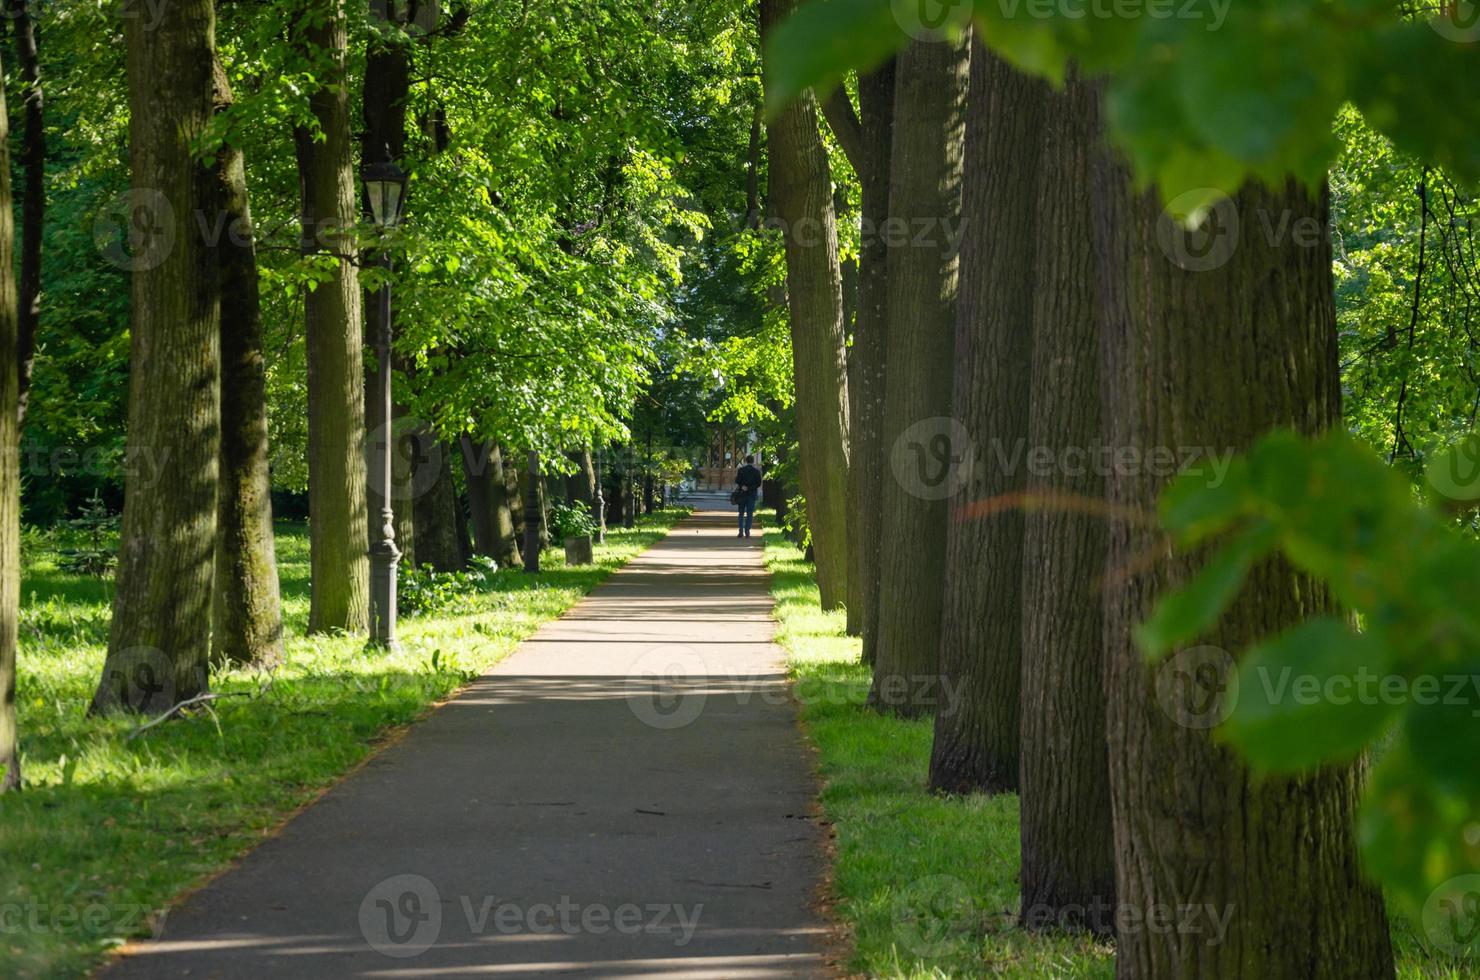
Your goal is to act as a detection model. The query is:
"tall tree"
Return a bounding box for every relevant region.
[210,57,284,670]
[868,34,969,716]
[929,49,1046,787]
[294,0,369,634]
[93,0,221,714]
[822,63,895,652]
[0,45,20,789]
[5,0,41,426]
[1095,169,1394,972]
[758,0,850,610]
[488,443,521,567]
[1016,73,1113,930]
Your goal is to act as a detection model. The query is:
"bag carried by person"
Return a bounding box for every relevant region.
[729,489,742,505]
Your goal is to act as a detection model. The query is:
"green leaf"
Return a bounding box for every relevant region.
[1136,519,1278,660]
[762,0,908,118]
[1220,617,1396,771]
[1158,455,1249,546]
[1403,663,1480,795]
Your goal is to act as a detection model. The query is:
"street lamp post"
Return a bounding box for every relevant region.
[363,147,408,651]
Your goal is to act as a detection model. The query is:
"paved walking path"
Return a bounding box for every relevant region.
[103,497,829,979]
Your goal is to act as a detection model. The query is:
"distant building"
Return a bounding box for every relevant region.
[698,428,759,490]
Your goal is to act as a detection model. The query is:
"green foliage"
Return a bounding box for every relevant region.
[397,555,499,617]
[1147,430,1480,919]
[54,493,119,577]
[548,502,599,541]
[764,0,1480,212]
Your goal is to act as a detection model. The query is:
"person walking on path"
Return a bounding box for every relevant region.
[734,456,762,538]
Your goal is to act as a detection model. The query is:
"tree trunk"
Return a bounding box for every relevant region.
[487,443,520,567]
[828,64,894,655]
[869,35,969,717]
[1095,166,1394,974]
[5,0,41,427]
[295,0,368,635]
[462,435,498,559]
[522,450,542,573]
[758,0,850,611]
[565,448,595,508]
[1017,73,1113,931]
[411,433,461,572]
[506,447,525,545]
[0,45,21,789]
[928,49,1046,789]
[210,57,283,670]
[92,0,220,714]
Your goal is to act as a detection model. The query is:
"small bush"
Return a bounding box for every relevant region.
[549,502,598,540]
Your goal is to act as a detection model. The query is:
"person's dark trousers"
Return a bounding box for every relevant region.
[737,496,757,536]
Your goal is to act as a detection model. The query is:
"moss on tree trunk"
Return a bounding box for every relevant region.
[295,0,368,635]
[93,0,221,714]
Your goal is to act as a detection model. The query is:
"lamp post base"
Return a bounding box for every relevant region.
[368,536,402,653]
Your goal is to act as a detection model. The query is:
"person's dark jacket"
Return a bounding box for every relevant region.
[735,463,762,498]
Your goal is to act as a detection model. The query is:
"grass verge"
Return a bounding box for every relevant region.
[2,508,689,980]
[762,526,1472,980]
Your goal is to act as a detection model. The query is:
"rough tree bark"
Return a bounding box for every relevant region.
[565,448,595,508]
[1017,73,1113,930]
[210,57,284,669]
[928,49,1047,788]
[462,435,499,559]
[487,443,521,567]
[522,450,542,573]
[0,45,21,788]
[5,0,41,426]
[823,64,895,656]
[869,35,969,717]
[92,0,221,714]
[758,0,850,610]
[295,0,368,634]
[1095,166,1394,975]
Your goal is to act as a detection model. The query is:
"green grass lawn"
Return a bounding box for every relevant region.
[761,526,1476,980]
[1,508,689,980]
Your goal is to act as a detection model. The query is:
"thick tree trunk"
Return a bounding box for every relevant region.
[487,443,521,567]
[462,436,498,559]
[0,47,21,789]
[928,49,1047,788]
[6,0,41,426]
[295,0,368,635]
[869,35,969,717]
[1095,167,1394,976]
[93,0,220,714]
[565,448,595,508]
[840,64,894,658]
[411,434,462,572]
[390,392,416,568]
[759,0,850,610]
[522,450,542,573]
[1017,74,1113,930]
[210,58,283,670]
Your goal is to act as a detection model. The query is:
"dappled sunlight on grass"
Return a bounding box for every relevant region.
[2,510,688,979]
